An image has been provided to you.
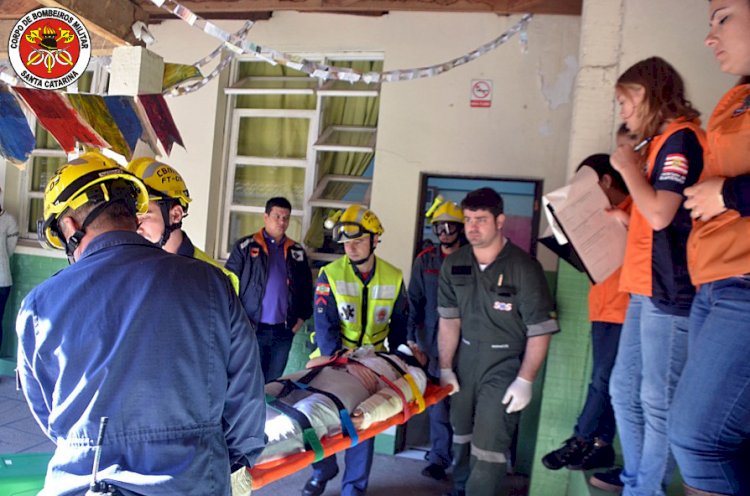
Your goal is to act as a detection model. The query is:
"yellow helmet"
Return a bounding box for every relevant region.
[126,157,191,210]
[39,151,149,251]
[331,204,384,243]
[430,201,463,224]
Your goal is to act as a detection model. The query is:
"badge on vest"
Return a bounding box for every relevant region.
[339,303,357,323]
[493,301,513,311]
[374,305,392,324]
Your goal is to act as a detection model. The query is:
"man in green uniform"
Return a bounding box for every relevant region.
[437,187,558,496]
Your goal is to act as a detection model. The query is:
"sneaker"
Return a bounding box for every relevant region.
[567,438,615,470]
[421,463,448,481]
[590,468,624,493]
[541,436,588,470]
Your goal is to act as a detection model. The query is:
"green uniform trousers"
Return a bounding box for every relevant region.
[451,338,521,496]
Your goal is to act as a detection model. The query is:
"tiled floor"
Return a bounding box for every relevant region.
[0,374,55,454]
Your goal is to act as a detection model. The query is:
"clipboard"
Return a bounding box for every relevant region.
[540,204,595,283]
[540,167,627,284]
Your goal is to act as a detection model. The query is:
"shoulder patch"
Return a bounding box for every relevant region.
[290,247,305,262]
[240,239,250,250]
[250,247,260,258]
[316,283,331,296]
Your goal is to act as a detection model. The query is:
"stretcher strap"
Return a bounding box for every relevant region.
[265,394,325,462]
[376,352,426,414]
[402,373,426,413]
[346,357,412,422]
[290,380,360,447]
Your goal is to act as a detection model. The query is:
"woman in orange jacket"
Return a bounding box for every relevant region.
[669,1,750,495]
[607,57,706,496]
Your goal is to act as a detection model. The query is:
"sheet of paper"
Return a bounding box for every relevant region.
[542,167,628,283]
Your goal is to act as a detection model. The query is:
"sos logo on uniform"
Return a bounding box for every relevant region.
[7,7,91,90]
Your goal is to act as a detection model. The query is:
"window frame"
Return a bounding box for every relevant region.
[217,52,383,260]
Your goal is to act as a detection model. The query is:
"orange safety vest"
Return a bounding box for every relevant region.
[589,197,632,324]
[619,119,707,296]
[688,84,750,284]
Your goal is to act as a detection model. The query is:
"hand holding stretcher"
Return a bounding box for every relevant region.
[231,347,453,494]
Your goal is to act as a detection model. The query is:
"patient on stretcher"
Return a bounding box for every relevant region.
[257,346,428,465]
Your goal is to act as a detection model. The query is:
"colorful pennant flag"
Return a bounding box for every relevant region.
[0,93,35,164]
[67,94,132,159]
[13,88,109,152]
[163,63,203,92]
[137,94,184,155]
[103,96,144,153]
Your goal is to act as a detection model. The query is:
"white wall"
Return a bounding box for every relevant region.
[95,2,735,276]
[149,12,581,274]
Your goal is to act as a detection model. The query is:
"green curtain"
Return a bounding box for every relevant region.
[304,59,382,248]
[232,59,382,249]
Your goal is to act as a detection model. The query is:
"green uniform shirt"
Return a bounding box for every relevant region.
[438,240,558,354]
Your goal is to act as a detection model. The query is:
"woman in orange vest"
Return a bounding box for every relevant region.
[669,2,750,495]
[607,57,706,496]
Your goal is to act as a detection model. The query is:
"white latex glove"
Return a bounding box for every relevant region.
[502,377,533,413]
[439,368,460,395]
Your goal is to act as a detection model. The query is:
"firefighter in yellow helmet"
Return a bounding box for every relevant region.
[304,204,408,496]
[20,151,266,494]
[406,198,465,482]
[38,151,149,261]
[127,157,239,293]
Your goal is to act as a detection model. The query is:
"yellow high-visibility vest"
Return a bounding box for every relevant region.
[322,256,403,351]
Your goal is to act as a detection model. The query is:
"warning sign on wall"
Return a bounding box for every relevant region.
[470,79,493,108]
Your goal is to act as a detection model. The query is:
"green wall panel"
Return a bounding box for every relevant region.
[0,253,67,369]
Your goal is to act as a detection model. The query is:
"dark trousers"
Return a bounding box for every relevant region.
[0,286,10,350]
[427,392,453,468]
[256,323,294,383]
[312,438,374,496]
[574,321,622,444]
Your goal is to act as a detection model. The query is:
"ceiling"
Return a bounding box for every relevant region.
[0,0,581,58]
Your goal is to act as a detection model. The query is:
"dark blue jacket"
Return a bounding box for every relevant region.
[226,229,313,329]
[407,245,443,361]
[17,231,265,495]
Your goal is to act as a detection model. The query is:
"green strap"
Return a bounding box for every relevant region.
[303,427,325,462]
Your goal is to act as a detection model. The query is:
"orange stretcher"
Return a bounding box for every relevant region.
[247,383,452,489]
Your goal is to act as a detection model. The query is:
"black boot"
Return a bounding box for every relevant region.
[302,476,330,496]
[568,438,615,470]
[541,436,588,470]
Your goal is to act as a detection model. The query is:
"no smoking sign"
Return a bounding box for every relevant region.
[470,79,493,108]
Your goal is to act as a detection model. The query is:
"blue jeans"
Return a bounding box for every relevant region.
[669,276,750,495]
[574,321,622,444]
[610,295,688,496]
[256,323,294,383]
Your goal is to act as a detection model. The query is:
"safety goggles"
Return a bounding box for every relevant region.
[332,222,370,242]
[432,222,461,236]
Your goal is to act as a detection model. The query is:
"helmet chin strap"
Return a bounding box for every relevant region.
[61,200,121,262]
[349,235,376,266]
[440,237,460,248]
[156,201,182,248]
